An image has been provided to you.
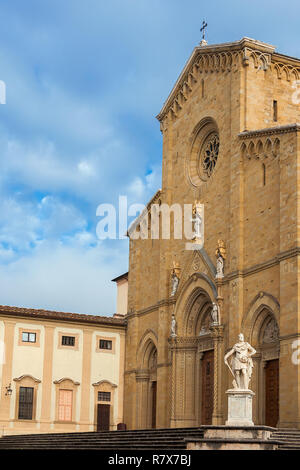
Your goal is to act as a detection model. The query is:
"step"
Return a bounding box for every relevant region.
[0,430,202,440]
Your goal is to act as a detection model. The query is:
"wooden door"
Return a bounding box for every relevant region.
[151,381,157,429]
[18,387,34,420]
[265,359,279,427]
[97,404,110,431]
[201,350,214,425]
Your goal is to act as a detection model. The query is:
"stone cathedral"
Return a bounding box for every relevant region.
[124,37,300,430]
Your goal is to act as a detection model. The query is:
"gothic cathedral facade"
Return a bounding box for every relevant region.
[124,38,300,429]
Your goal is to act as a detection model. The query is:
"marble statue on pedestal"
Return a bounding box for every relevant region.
[224,333,256,426]
[224,333,256,390]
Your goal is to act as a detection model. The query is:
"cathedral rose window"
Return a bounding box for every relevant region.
[187,117,220,187]
[201,132,219,178]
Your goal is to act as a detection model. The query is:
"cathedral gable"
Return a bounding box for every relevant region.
[177,248,216,298]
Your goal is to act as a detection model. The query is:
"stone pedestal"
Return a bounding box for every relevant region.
[226,389,255,426]
[186,425,279,450]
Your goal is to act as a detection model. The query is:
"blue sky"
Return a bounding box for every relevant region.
[0,0,299,315]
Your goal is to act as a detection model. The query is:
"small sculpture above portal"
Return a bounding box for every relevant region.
[170,313,177,337]
[170,261,181,296]
[210,302,220,325]
[215,239,226,279]
[191,201,203,244]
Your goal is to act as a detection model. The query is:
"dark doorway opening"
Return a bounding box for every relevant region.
[265,359,279,427]
[97,403,110,431]
[151,381,157,428]
[201,349,214,425]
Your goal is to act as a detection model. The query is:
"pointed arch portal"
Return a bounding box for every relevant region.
[242,293,280,426]
[168,274,222,427]
[136,331,158,429]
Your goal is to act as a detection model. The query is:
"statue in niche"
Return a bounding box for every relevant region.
[170,313,177,337]
[224,333,256,390]
[211,302,220,325]
[215,239,226,278]
[170,261,181,296]
[191,201,203,244]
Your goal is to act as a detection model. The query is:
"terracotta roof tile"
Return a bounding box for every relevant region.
[0,305,126,327]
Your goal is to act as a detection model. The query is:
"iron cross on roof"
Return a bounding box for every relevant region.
[200,20,208,40]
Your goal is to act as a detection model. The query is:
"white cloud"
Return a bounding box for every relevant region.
[0,240,128,315]
[127,165,161,203]
[0,194,89,259]
[77,160,94,177]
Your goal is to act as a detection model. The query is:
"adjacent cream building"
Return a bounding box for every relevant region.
[0,305,126,436]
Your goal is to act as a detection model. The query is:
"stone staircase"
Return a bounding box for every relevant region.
[1,427,300,450]
[271,429,300,450]
[0,427,205,450]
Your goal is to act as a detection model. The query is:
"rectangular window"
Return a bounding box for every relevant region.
[99,339,112,350]
[58,390,73,421]
[98,391,111,402]
[273,100,278,121]
[18,387,34,420]
[22,332,36,343]
[61,336,75,347]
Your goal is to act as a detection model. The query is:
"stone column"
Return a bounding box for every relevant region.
[195,348,203,425]
[169,337,177,428]
[135,371,150,429]
[211,325,224,425]
[184,347,197,427]
[169,338,186,428]
[254,353,263,425]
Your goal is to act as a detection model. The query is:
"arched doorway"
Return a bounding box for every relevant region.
[259,314,280,427]
[136,332,158,429]
[196,303,215,425]
[242,295,280,426]
[170,275,218,428]
[148,348,157,428]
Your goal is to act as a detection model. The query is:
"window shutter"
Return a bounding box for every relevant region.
[58,390,73,421]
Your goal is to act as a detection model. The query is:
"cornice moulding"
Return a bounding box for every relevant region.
[239,124,300,139]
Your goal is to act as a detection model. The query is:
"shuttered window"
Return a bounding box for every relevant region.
[18,387,34,420]
[58,390,73,421]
